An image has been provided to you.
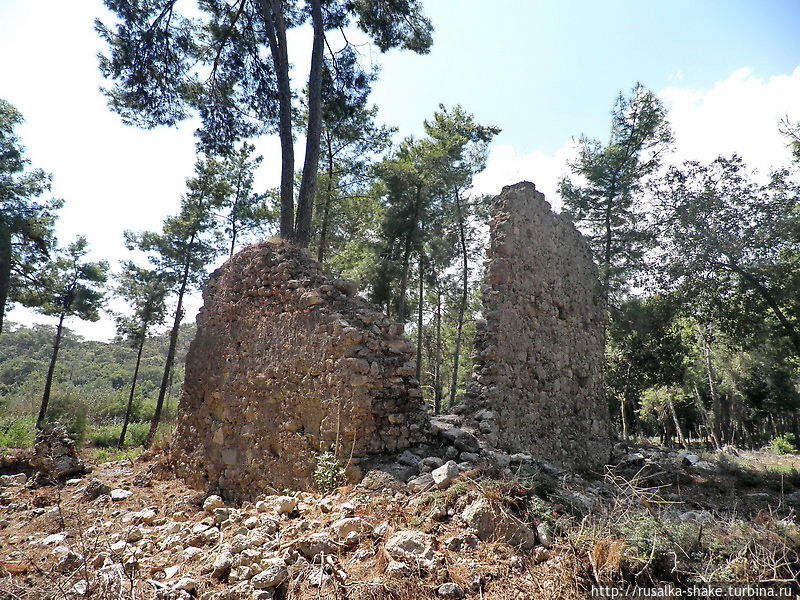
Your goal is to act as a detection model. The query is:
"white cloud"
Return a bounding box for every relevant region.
[660,66,800,173]
[471,66,800,217]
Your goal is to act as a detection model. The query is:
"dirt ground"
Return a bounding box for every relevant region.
[0,444,798,600]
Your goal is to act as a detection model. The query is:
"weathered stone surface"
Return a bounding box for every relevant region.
[461,498,537,549]
[203,495,225,512]
[171,242,428,498]
[385,530,437,569]
[464,182,611,471]
[406,473,434,493]
[31,424,87,483]
[431,461,459,490]
[330,517,372,545]
[437,583,465,599]
[0,473,27,487]
[386,560,411,577]
[251,564,288,589]
[295,532,334,559]
[274,495,298,515]
[110,489,133,501]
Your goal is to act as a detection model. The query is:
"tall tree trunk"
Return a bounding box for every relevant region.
[724,263,800,357]
[119,327,147,448]
[668,398,687,448]
[317,131,334,263]
[260,0,294,239]
[229,173,244,258]
[397,185,424,321]
[229,223,237,259]
[415,253,424,383]
[294,0,324,246]
[0,223,11,336]
[434,291,442,414]
[620,396,629,441]
[619,362,632,441]
[449,191,469,406]
[692,383,718,449]
[601,183,618,308]
[398,244,413,321]
[697,324,723,447]
[145,246,193,448]
[37,310,66,429]
[721,394,732,445]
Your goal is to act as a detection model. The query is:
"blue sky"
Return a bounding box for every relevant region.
[371,0,800,153]
[1,0,799,339]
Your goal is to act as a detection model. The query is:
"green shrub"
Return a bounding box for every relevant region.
[89,424,121,447]
[91,393,146,423]
[94,446,143,463]
[0,417,36,448]
[313,450,346,493]
[125,422,150,446]
[620,513,703,567]
[45,390,89,442]
[770,434,797,455]
[89,421,150,447]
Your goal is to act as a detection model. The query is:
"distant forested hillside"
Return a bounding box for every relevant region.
[0,322,195,436]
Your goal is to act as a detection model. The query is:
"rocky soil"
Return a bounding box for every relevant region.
[1,442,799,600]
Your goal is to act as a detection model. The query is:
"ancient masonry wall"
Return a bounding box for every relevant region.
[171,243,429,499]
[463,181,611,471]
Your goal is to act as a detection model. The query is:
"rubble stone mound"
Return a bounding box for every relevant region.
[171,242,429,498]
[32,424,88,484]
[463,181,611,471]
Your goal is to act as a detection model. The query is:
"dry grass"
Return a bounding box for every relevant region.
[4,447,800,599]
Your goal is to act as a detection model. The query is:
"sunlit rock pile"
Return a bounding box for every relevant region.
[0,453,592,600]
[462,181,611,471]
[0,424,88,488]
[31,424,89,484]
[171,242,430,498]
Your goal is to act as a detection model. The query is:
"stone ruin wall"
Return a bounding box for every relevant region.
[463,181,611,471]
[171,243,429,499]
[171,181,611,499]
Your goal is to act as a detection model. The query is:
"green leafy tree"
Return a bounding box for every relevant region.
[0,99,61,334]
[373,105,496,408]
[423,107,498,405]
[127,157,224,446]
[373,135,440,320]
[374,106,496,319]
[35,237,108,429]
[653,155,800,358]
[313,102,393,264]
[0,321,195,428]
[114,262,169,447]
[638,385,692,447]
[215,142,273,257]
[559,83,673,306]
[779,116,800,162]
[605,295,693,440]
[96,0,432,245]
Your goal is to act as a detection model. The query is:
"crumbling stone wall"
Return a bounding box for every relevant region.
[463,181,611,471]
[171,243,429,499]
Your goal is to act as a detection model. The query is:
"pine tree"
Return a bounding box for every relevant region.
[127,157,224,447]
[0,98,61,334]
[559,83,672,307]
[215,142,272,257]
[114,263,170,447]
[35,237,108,429]
[96,0,432,245]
